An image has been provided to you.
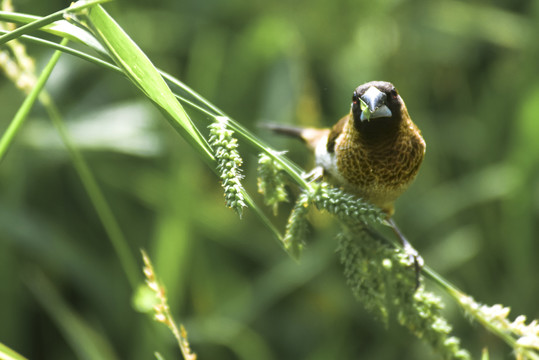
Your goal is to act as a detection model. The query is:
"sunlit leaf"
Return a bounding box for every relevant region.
[68,4,214,162]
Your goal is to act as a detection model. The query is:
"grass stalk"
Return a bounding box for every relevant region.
[0,39,66,162]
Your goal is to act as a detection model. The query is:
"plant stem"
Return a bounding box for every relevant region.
[40,91,139,290]
[0,39,66,162]
[0,0,110,46]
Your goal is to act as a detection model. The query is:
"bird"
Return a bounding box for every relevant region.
[266,81,426,277]
[267,80,425,215]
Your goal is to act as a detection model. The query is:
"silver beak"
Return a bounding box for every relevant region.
[360,86,392,122]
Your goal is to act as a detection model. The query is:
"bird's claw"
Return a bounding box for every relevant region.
[302,166,324,183]
[387,217,423,290]
[402,242,424,289]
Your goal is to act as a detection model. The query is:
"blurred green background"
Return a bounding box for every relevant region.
[1,0,539,359]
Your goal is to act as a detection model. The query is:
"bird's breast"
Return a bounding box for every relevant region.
[331,130,425,210]
[338,135,423,186]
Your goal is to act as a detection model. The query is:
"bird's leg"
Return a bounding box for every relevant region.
[386,217,424,288]
[302,166,325,183]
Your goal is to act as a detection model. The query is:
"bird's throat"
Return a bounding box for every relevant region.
[353,116,401,147]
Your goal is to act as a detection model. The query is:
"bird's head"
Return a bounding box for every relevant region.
[351,81,406,130]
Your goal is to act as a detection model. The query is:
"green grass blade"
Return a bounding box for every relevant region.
[159,72,308,186]
[0,38,68,162]
[40,92,140,290]
[71,4,214,162]
[0,342,27,360]
[0,29,116,71]
[0,0,110,46]
[25,270,120,360]
[0,11,107,54]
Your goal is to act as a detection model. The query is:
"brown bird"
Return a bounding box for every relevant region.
[268,81,425,215]
[267,81,426,274]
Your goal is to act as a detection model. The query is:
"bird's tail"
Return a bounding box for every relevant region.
[262,124,306,139]
[262,123,329,151]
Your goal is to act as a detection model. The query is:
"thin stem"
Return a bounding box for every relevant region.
[161,71,227,118]
[0,30,119,72]
[40,91,139,289]
[141,250,196,360]
[423,265,539,359]
[0,32,138,288]
[0,0,110,46]
[161,72,309,188]
[242,189,283,242]
[174,95,307,187]
[370,219,537,357]
[0,39,67,162]
[227,121,309,188]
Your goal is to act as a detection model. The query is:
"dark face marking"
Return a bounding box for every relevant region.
[351,81,404,132]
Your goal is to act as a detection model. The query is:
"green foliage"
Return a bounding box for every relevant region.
[277,179,471,358]
[337,225,470,360]
[0,38,65,162]
[457,296,539,359]
[269,178,471,358]
[72,3,213,161]
[358,97,371,121]
[1,0,539,359]
[0,341,27,360]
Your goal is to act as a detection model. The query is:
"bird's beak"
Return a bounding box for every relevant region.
[360,86,392,122]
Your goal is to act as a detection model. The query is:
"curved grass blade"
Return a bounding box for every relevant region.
[0,342,27,360]
[0,38,69,162]
[0,11,107,54]
[68,4,214,163]
[25,270,120,360]
[0,0,110,46]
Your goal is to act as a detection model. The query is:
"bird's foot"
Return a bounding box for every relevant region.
[386,217,423,289]
[302,166,324,183]
[402,241,424,288]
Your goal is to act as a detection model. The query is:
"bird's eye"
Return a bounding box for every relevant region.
[352,90,359,103]
[390,88,398,99]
